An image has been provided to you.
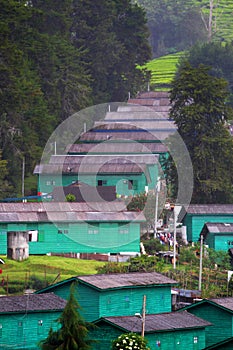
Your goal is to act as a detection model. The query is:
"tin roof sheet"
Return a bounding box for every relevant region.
[103,311,211,332]
[184,204,233,215]
[77,272,177,289]
[66,142,168,154]
[0,293,66,313]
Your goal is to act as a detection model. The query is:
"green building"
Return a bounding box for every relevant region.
[35,153,159,197]
[0,202,145,255]
[0,293,66,350]
[36,272,177,322]
[91,312,211,350]
[180,297,233,348]
[201,223,233,251]
[181,205,233,242]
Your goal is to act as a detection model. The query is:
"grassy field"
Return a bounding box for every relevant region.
[0,255,105,295]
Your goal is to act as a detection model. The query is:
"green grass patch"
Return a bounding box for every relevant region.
[0,255,105,295]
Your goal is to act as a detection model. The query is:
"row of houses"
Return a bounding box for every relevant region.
[1,271,233,349]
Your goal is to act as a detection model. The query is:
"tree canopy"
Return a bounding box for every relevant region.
[168,61,233,203]
[39,284,94,350]
[0,0,151,196]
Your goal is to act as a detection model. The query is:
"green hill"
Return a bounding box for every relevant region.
[137,0,233,89]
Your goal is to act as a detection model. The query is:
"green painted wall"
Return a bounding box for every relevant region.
[37,281,173,323]
[205,234,233,252]
[77,284,172,322]
[37,165,158,196]
[0,310,61,350]
[90,323,207,350]
[0,221,141,255]
[186,304,233,347]
[184,215,233,242]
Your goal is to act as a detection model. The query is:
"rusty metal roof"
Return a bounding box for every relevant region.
[0,293,66,313]
[77,272,177,289]
[103,311,211,332]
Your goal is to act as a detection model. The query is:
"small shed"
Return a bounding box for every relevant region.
[90,311,211,350]
[179,297,233,347]
[180,205,233,242]
[36,272,178,322]
[201,223,233,251]
[0,292,66,349]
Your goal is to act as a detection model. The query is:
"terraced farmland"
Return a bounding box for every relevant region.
[141,52,184,89]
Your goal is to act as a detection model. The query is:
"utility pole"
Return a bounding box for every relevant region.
[199,234,203,291]
[141,295,146,337]
[173,206,177,269]
[21,155,25,198]
[154,177,160,238]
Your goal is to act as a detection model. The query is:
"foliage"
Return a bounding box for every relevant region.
[65,193,76,202]
[0,0,151,195]
[168,61,233,203]
[135,0,206,57]
[39,283,94,349]
[111,333,150,350]
[186,41,233,108]
[142,238,163,255]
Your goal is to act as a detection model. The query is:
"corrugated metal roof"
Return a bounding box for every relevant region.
[66,142,168,154]
[184,204,233,215]
[0,293,66,313]
[103,311,211,332]
[210,297,233,311]
[34,163,149,175]
[77,272,177,289]
[104,111,171,120]
[0,202,127,213]
[204,222,233,233]
[0,202,145,222]
[49,154,158,164]
[79,130,174,141]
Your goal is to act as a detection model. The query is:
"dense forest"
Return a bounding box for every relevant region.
[0,0,151,197]
[136,0,233,57]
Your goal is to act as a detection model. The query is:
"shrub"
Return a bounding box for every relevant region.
[111,333,150,350]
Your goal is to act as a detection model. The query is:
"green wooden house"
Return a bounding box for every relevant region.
[90,311,211,350]
[0,202,145,255]
[179,297,233,348]
[34,153,159,197]
[0,292,66,350]
[181,205,233,242]
[201,223,233,251]
[204,336,233,349]
[36,272,177,322]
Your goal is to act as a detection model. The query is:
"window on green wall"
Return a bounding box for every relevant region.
[124,296,130,308]
[37,320,43,335]
[38,231,45,242]
[0,324,2,338]
[17,321,23,337]
[98,180,107,186]
[88,223,99,234]
[119,223,129,234]
[128,180,138,190]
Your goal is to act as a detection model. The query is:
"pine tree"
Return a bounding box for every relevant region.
[39,284,94,350]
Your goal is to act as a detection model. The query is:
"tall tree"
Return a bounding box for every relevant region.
[39,284,94,350]
[72,0,151,103]
[168,61,233,203]
[136,0,206,57]
[187,41,233,107]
